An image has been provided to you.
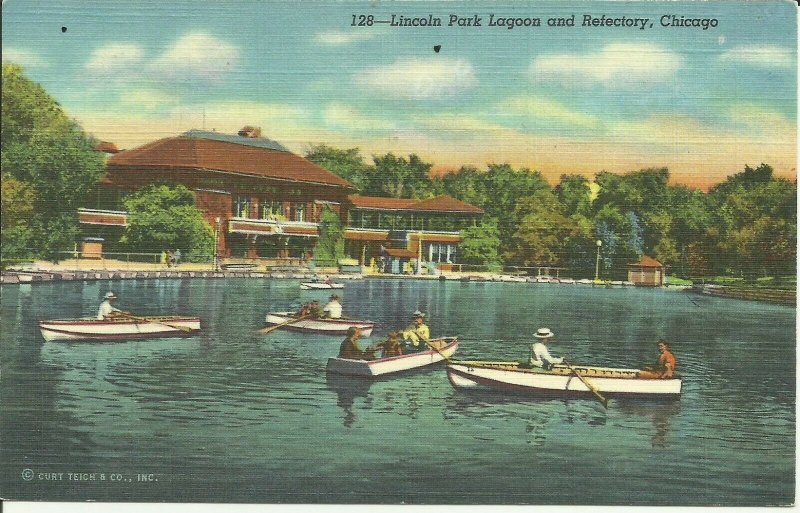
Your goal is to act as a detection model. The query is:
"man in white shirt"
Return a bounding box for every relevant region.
[323,294,343,319]
[529,328,563,369]
[97,292,123,320]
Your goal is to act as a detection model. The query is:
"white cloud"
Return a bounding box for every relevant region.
[314,31,374,45]
[720,45,793,68]
[149,32,240,81]
[530,43,683,89]
[323,103,397,131]
[2,47,47,68]
[119,89,177,110]
[497,96,600,128]
[85,43,144,73]
[355,58,477,99]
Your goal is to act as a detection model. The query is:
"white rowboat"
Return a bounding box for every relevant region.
[265,311,374,336]
[39,316,201,342]
[327,337,458,377]
[300,282,344,290]
[447,361,681,398]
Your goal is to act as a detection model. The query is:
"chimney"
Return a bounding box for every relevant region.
[238,126,261,138]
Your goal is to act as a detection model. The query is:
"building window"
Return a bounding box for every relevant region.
[233,196,250,218]
[260,200,282,220]
[427,243,457,263]
[294,203,305,222]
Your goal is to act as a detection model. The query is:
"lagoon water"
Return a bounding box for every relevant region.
[0,278,795,505]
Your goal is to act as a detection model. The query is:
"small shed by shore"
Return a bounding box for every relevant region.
[627,256,664,287]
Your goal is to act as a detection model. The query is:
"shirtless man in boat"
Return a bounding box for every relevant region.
[640,340,677,379]
[402,311,430,352]
[97,292,124,320]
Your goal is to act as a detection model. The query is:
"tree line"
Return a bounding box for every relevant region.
[1,64,213,264]
[2,64,795,280]
[305,144,796,280]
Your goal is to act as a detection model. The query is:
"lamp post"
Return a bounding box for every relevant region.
[213,217,221,272]
[594,239,602,282]
[416,231,423,275]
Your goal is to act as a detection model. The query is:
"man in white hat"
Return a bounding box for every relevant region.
[322,294,343,319]
[402,310,430,352]
[97,292,123,320]
[529,328,563,370]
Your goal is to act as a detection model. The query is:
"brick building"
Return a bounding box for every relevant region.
[79,129,482,265]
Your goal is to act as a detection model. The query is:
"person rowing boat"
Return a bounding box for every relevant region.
[401,310,430,353]
[297,300,323,319]
[528,328,563,370]
[97,292,125,320]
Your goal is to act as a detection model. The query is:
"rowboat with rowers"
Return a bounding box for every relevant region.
[446,361,682,398]
[39,315,201,342]
[327,337,458,377]
[265,311,375,336]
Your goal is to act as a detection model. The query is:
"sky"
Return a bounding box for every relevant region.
[2,0,797,190]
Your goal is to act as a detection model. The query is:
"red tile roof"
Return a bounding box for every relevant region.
[107,134,353,188]
[412,195,484,213]
[348,196,418,210]
[628,256,663,268]
[348,195,483,214]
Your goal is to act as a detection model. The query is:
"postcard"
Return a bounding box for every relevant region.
[1,0,796,507]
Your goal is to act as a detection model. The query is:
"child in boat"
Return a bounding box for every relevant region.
[372,331,404,358]
[338,327,373,360]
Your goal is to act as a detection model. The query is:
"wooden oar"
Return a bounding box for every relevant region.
[116,312,194,333]
[562,359,608,408]
[421,338,451,362]
[258,314,311,334]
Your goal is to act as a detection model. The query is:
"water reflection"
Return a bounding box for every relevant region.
[326,373,372,428]
[443,390,610,446]
[616,399,681,448]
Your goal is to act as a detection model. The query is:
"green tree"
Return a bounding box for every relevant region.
[706,164,796,278]
[1,64,105,260]
[507,190,591,267]
[304,144,371,192]
[314,205,345,266]
[366,153,435,198]
[458,218,501,266]
[435,163,551,258]
[0,173,35,262]
[555,174,592,218]
[593,205,644,279]
[120,184,214,262]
